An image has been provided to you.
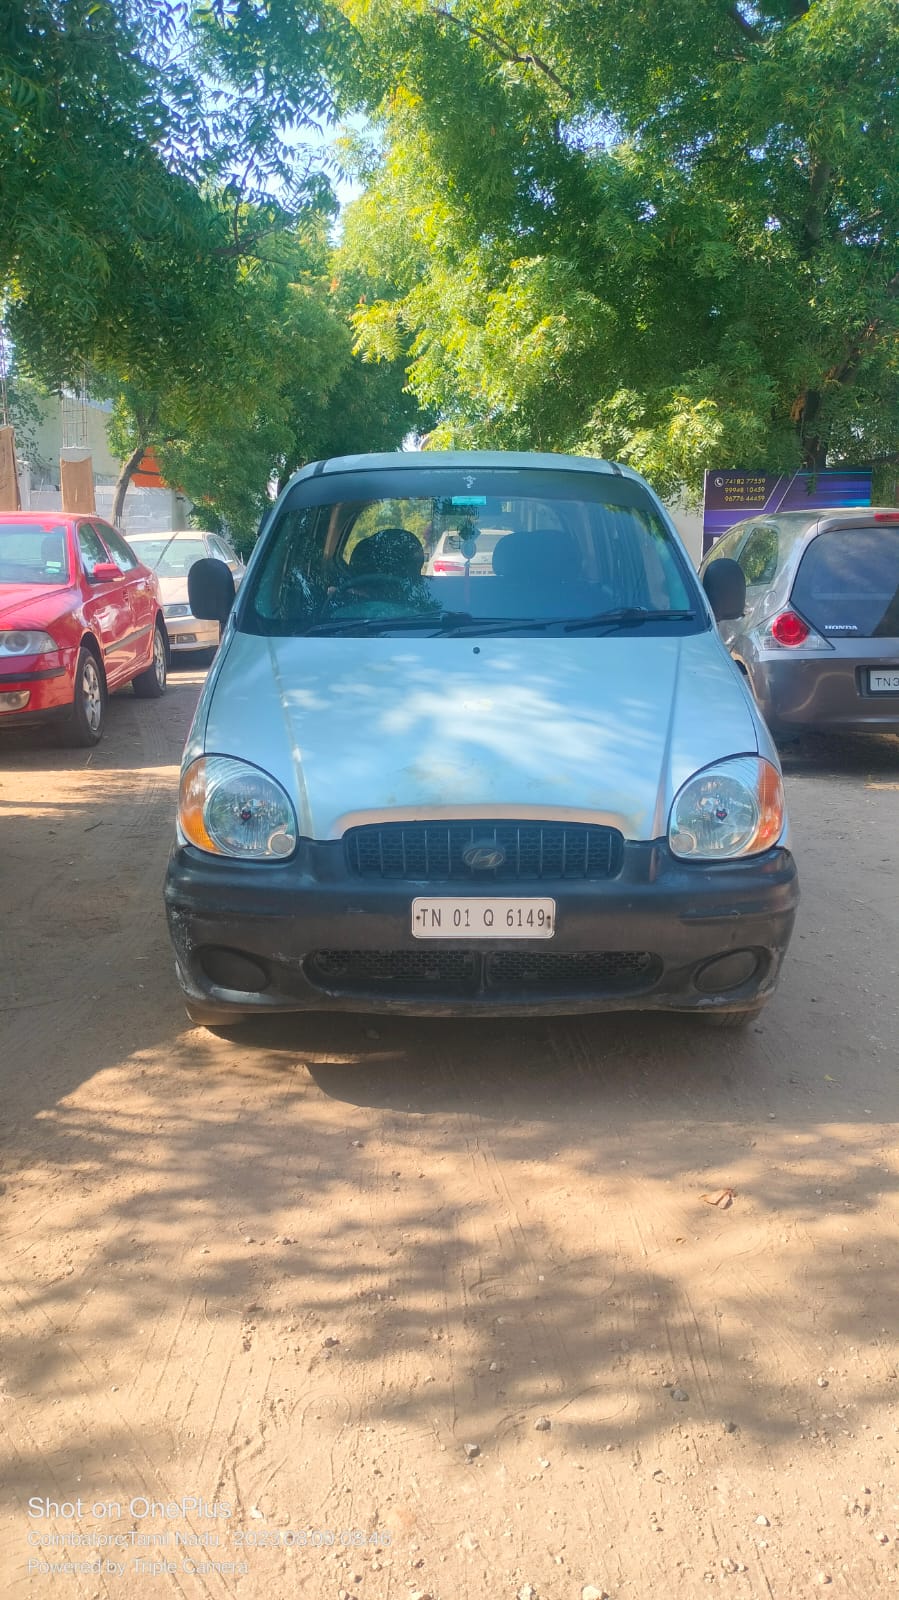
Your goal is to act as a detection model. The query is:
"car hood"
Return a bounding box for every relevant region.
[0,582,74,629]
[196,629,763,841]
[156,575,189,605]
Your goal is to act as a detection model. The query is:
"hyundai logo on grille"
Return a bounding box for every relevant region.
[462,841,506,870]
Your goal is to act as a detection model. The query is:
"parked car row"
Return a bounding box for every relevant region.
[0,516,244,745]
[5,465,897,1035]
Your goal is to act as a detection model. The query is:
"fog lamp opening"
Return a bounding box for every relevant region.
[695,950,760,994]
[198,947,270,992]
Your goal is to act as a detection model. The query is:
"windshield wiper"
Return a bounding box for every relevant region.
[562,607,696,633]
[437,608,696,637]
[300,607,696,638]
[301,611,474,636]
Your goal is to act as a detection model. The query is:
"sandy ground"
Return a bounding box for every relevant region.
[1,667,898,1600]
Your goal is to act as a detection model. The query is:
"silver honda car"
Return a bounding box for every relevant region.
[699,508,899,733]
[165,452,798,1030]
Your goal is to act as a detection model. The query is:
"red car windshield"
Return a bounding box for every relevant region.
[0,523,69,585]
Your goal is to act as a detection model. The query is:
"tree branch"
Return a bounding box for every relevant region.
[728,4,763,42]
[431,6,574,99]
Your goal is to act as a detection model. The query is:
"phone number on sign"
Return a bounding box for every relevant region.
[233,1530,391,1549]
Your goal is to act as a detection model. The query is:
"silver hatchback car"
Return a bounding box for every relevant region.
[699,509,899,733]
[164,451,798,1030]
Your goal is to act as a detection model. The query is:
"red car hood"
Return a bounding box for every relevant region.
[0,582,76,631]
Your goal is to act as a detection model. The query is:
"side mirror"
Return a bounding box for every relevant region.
[703,558,746,622]
[90,562,122,582]
[188,557,236,624]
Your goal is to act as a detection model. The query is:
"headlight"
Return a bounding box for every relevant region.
[179,757,297,858]
[163,602,192,620]
[669,756,785,860]
[0,630,57,656]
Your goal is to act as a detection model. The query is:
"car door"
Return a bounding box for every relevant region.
[95,520,157,675]
[75,522,134,685]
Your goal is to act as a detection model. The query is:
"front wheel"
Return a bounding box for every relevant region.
[132,622,167,698]
[60,647,106,746]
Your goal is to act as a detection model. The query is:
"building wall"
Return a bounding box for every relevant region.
[27,394,121,484]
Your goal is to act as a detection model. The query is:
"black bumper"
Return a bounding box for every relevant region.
[164,839,799,1020]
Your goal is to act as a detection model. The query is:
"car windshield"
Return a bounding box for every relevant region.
[792,526,899,638]
[130,536,208,575]
[241,468,700,638]
[0,523,69,584]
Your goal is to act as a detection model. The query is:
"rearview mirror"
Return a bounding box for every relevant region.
[90,562,122,582]
[188,557,235,624]
[703,558,746,622]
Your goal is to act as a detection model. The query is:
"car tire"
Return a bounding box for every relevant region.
[132,623,167,698]
[60,646,107,746]
[699,1004,766,1028]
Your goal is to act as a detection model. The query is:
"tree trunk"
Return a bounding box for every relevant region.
[111,440,147,527]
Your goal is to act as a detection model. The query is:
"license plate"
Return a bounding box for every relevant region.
[411,897,555,939]
[869,669,899,693]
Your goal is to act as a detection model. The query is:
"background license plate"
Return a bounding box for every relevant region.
[869,669,899,693]
[412,897,555,939]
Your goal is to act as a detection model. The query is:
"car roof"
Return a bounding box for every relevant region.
[282,449,635,493]
[0,511,84,525]
[737,507,899,535]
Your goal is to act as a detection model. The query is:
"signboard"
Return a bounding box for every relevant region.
[702,469,872,556]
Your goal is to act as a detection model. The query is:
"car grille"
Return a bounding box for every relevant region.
[344,821,623,882]
[306,949,658,998]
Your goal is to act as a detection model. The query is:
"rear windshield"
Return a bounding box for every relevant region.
[239,468,700,638]
[0,523,69,584]
[792,526,899,638]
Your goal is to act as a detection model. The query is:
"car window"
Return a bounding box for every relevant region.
[95,522,138,573]
[211,536,239,567]
[701,523,745,570]
[0,522,70,584]
[77,524,111,578]
[791,526,899,639]
[738,524,779,586]
[241,469,701,637]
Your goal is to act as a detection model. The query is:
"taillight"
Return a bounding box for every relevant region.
[432,559,461,573]
[874,512,899,522]
[770,610,809,647]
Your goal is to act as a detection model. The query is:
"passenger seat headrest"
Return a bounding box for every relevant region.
[491,528,582,583]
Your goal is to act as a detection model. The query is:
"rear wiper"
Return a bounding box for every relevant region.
[302,611,474,636]
[562,608,696,633]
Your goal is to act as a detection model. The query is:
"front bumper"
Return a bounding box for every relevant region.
[164,615,219,652]
[749,655,899,732]
[164,839,799,1019]
[0,660,73,726]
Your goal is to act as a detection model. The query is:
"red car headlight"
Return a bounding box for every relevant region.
[0,630,58,657]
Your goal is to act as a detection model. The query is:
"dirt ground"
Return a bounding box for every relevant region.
[1,668,899,1600]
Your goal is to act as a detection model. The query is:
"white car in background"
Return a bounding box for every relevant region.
[425,527,511,576]
[127,531,245,654]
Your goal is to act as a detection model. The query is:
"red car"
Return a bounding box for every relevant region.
[0,512,168,745]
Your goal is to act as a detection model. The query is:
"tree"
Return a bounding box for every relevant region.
[105,219,422,548]
[2,1,422,537]
[336,0,899,499]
